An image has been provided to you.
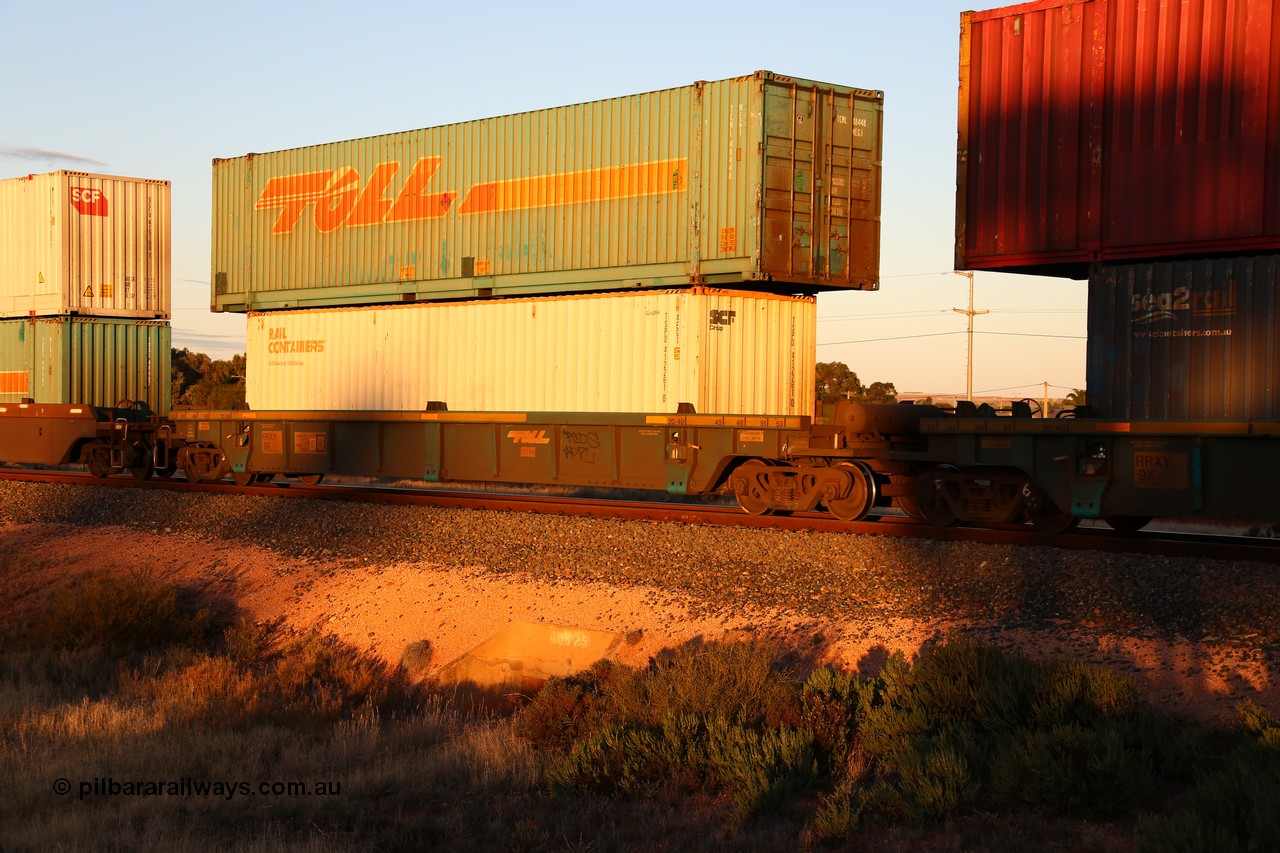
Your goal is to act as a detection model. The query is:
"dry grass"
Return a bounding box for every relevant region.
[2,564,1277,851]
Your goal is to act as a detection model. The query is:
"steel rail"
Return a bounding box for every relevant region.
[1,468,1276,565]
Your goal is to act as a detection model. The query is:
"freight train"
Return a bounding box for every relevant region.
[3,10,1280,535]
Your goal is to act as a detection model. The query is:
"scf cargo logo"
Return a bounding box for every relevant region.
[709,309,736,330]
[1130,282,1235,325]
[70,187,108,217]
[255,157,688,236]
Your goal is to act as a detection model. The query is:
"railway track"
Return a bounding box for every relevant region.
[2,467,1276,566]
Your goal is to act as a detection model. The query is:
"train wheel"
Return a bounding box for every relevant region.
[915,466,959,527]
[181,444,226,484]
[891,474,924,519]
[825,462,877,521]
[84,442,113,478]
[1022,480,1079,534]
[1104,515,1151,535]
[1029,504,1080,534]
[297,474,323,486]
[127,442,154,481]
[730,461,775,516]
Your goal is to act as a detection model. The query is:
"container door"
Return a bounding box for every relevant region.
[760,80,880,290]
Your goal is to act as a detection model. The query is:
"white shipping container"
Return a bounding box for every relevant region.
[0,171,170,319]
[246,289,815,415]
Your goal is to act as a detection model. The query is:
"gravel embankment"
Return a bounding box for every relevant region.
[1,480,1276,654]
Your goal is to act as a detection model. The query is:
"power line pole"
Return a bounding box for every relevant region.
[952,270,988,401]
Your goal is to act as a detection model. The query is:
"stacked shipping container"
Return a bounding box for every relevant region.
[215,72,881,416]
[957,0,1280,277]
[0,171,171,408]
[212,71,883,312]
[246,289,815,415]
[960,0,1280,422]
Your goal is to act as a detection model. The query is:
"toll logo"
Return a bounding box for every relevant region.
[507,429,551,445]
[255,157,688,236]
[70,187,108,217]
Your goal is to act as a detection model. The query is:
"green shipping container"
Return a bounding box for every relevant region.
[212,71,883,312]
[0,317,170,412]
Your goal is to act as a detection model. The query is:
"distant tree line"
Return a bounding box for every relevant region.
[171,348,246,409]
[815,361,897,404]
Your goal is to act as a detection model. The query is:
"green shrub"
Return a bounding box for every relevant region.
[1136,811,1243,853]
[812,778,866,840]
[1140,704,1280,853]
[31,571,215,654]
[610,640,802,730]
[889,731,981,822]
[703,717,817,819]
[800,666,876,774]
[265,631,422,726]
[513,660,638,749]
[545,713,699,794]
[1031,658,1144,726]
[990,721,1154,817]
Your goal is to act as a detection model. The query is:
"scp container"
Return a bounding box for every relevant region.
[245,288,815,415]
[0,171,171,317]
[213,71,883,311]
[0,316,171,411]
[957,0,1280,276]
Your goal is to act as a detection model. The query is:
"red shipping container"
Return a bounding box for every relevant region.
[957,0,1280,276]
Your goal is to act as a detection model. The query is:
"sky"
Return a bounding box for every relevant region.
[0,0,1087,398]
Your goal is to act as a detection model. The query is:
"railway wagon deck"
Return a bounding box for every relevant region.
[166,408,809,496]
[165,406,1280,532]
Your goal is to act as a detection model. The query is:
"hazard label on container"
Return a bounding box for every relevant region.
[83,286,94,298]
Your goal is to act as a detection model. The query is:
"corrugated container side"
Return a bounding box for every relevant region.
[245,289,815,415]
[0,317,170,411]
[958,0,1280,276]
[0,171,171,317]
[212,71,882,311]
[1086,255,1280,420]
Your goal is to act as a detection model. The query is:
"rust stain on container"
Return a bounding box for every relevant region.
[958,0,1280,276]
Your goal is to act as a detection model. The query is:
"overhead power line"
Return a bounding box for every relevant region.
[818,329,1086,346]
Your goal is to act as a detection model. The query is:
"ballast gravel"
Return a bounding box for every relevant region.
[1,479,1276,723]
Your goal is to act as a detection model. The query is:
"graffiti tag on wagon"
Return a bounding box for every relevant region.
[1130,281,1235,338]
[563,430,602,464]
[255,157,688,235]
